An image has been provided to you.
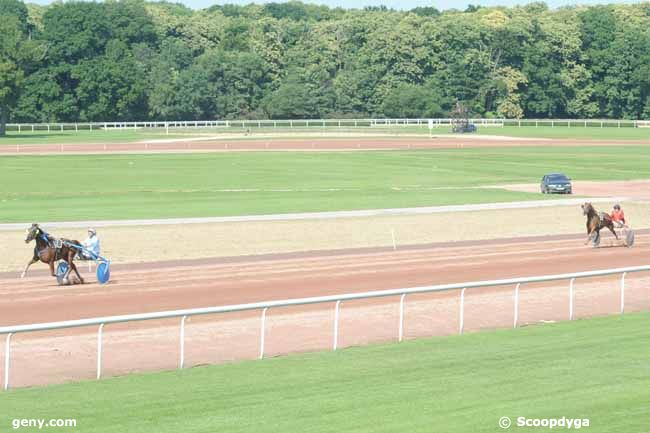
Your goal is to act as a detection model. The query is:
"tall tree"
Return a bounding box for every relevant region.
[0,0,41,135]
[6,0,650,123]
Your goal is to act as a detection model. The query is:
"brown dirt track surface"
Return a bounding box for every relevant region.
[1,233,649,389]
[3,135,650,154]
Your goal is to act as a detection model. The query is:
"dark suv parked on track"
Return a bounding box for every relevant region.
[540,173,572,194]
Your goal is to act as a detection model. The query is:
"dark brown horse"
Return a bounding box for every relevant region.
[22,223,85,283]
[582,202,618,245]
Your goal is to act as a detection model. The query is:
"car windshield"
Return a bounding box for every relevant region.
[548,175,569,182]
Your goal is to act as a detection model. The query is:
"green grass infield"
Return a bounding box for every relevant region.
[2,146,650,222]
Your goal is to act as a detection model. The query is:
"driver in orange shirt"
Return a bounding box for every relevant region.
[610,204,626,228]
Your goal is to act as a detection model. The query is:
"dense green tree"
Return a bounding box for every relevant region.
[0,17,25,135]
[72,41,148,121]
[262,68,319,118]
[0,0,28,31]
[0,0,44,134]
[410,7,440,17]
[146,38,195,119]
[6,0,650,123]
[15,0,157,122]
[381,83,444,118]
[197,49,271,119]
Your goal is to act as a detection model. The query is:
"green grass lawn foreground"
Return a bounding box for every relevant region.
[1,311,648,433]
[2,146,650,222]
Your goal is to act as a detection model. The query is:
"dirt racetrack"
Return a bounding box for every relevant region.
[1,232,649,389]
[3,135,650,155]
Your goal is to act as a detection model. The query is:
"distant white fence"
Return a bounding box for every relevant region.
[1,265,647,390]
[4,118,649,133]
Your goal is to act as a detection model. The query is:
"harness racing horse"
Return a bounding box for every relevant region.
[22,223,85,283]
[581,202,618,246]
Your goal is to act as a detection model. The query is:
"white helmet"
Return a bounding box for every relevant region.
[88,228,97,235]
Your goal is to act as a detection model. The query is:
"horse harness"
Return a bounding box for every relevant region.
[38,232,66,261]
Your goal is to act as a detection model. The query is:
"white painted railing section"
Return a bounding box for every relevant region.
[1,265,647,390]
[4,117,648,133]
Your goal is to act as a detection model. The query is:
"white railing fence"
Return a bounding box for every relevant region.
[4,118,648,133]
[1,265,648,390]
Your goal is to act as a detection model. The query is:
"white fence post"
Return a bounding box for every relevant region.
[569,278,575,321]
[96,324,104,380]
[513,283,520,328]
[333,300,341,350]
[4,333,12,391]
[398,294,406,342]
[179,315,187,369]
[259,307,268,359]
[459,288,466,335]
[620,272,626,314]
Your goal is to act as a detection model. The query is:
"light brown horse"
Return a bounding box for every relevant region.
[581,202,618,245]
[22,223,85,283]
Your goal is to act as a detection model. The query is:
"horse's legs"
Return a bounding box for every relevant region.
[49,260,56,277]
[70,262,84,284]
[66,250,84,284]
[20,257,39,278]
[607,223,619,240]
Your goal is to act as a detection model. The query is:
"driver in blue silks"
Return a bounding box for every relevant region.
[80,228,100,260]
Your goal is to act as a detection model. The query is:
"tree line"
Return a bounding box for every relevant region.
[1,0,650,134]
